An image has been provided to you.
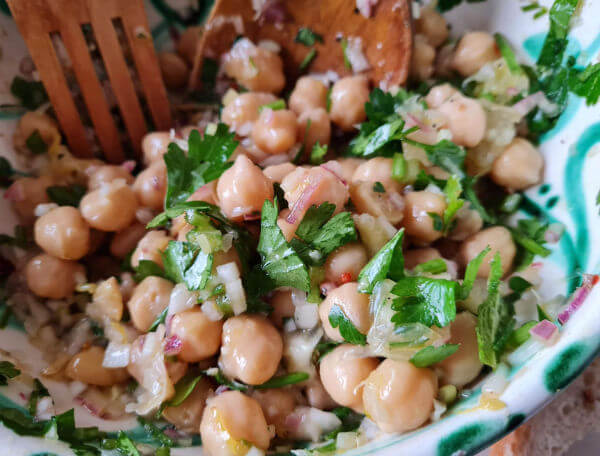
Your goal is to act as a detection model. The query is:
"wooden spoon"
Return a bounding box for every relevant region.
[190,0,413,90]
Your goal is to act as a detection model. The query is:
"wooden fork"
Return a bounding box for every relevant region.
[7,0,172,163]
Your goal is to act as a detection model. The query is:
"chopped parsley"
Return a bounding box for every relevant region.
[162,241,213,291]
[46,184,86,207]
[341,38,352,70]
[10,76,48,110]
[310,142,328,165]
[295,27,324,46]
[372,182,385,193]
[28,379,50,416]
[259,99,286,112]
[0,361,20,385]
[25,130,48,154]
[508,218,551,270]
[134,259,168,282]
[300,48,318,71]
[494,33,522,75]
[569,63,600,105]
[436,0,486,13]
[458,246,491,300]
[441,175,465,235]
[0,157,26,187]
[328,305,367,345]
[410,344,459,368]
[412,258,447,275]
[357,229,405,293]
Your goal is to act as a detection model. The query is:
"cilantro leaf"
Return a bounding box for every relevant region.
[46,184,86,207]
[407,139,467,179]
[0,361,20,385]
[310,142,328,165]
[25,130,48,154]
[437,0,485,13]
[412,258,447,275]
[391,277,457,328]
[164,124,237,208]
[258,199,310,292]
[259,100,285,112]
[410,344,459,368]
[509,218,551,270]
[459,246,491,300]
[441,175,464,234]
[372,182,385,193]
[569,63,600,105]
[28,379,50,416]
[357,229,404,293]
[295,27,323,46]
[10,76,48,110]
[255,371,310,389]
[537,0,579,69]
[494,33,522,74]
[328,304,367,345]
[114,432,141,456]
[136,417,173,451]
[162,241,213,291]
[0,407,48,436]
[134,260,168,282]
[296,203,336,240]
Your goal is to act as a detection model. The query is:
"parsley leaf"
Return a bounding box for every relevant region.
[357,229,404,293]
[372,182,385,193]
[0,407,48,436]
[162,241,213,291]
[509,218,551,270]
[0,157,28,188]
[25,130,48,154]
[410,344,459,368]
[259,100,285,112]
[300,48,318,70]
[164,124,237,208]
[329,305,367,345]
[255,371,310,389]
[114,432,141,456]
[134,260,168,282]
[407,139,466,179]
[161,373,203,413]
[136,417,173,451]
[412,258,447,275]
[0,361,20,385]
[437,0,486,13]
[310,142,328,165]
[569,63,600,105]
[537,0,579,69]
[46,184,86,207]
[494,33,522,74]
[441,175,464,234]
[258,199,310,292]
[459,246,491,300]
[28,379,50,416]
[10,77,48,110]
[295,27,323,46]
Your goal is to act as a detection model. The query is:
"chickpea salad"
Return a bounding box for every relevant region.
[1,0,600,455]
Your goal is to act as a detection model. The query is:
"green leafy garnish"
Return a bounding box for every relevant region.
[406,139,466,179]
[295,27,323,46]
[314,341,341,362]
[28,379,50,416]
[136,417,173,452]
[113,432,141,456]
[494,33,522,74]
[436,0,486,13]
[259,100,285,112]
[412,258,447,275]
[148,307,168,333]
[372,182,385,193]
[310,142,328,165]
[341,38,351,70]
[328,305,367,345]
[458,246,491,300]
[300,48,318,70]
[25,130,48,154]
[509,218,551,270]
[10,76,48,109]
[509,276,532,293]
[162,373,203,412]
[46,184,86,207]
[0,361,20,385]
[537,0,578,69]
[505,321,537,350]
[441,175,465,234]
[410,344,459,368]
[134,260,168,282]
[357,229,404,293]
[162,241,213,291]
[255,372,310,389]
[569,63,600,105]
[0,157,28,187]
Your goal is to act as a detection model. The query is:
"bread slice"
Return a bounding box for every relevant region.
[490,357,600,455]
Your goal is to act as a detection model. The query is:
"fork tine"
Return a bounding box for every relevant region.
[51,1,125,163]
[87,0,147,157]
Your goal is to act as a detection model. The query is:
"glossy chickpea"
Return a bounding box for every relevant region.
[330,158,365,183]
[452,31,501,77]
[87,165,134,190]
[163,377,212,433]
[158,51,190,89]
[252,388,297,437]
[352,157,401,192]
[263,162,297,184]
[7,175,54,223]
[169,308,223,362]
[289,77,328,115]
[142,131,171,165]
[133,160,167,211]
[80,181,138,232]
[34,206,90,260]
[221,92,277,133]
[402,190,447,244]
[252,108,298,155]
[490,138,544,191]
[436,312,483,387]
[25,254,84,299]
[403,247,442,270]
[269,289,295,328]
[459,226,516,278]
[109,223,147,259]
[219,315,283,385]
[319,282,371,342]
[65,346,129,386]
[437,94,487,147]
[277,209,299,242]
[200,390,272,456]
[362,359,437,433]
[13,111,60,152]
[320,344,379,412]
[176,26,202,65]
[131,230,172,268]
[298,108,331,151]
[127,276,174,332]
[425,84,459,109]
[329,76,369,131]
[216,154,273,221]
[415,7,449,47]
[411,34,436,81]
[324,243,368,285]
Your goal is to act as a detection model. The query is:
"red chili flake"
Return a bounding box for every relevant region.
[339,272,353,284]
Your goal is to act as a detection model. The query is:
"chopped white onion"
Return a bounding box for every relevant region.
[217,262,247,315]
[430,399,447,422]
[284,328,323,374]
[201,300,224,321]
[481,363,509,395]
[294,303,319,330]
[102,342,131,368]
[167,283,198,319]
[336,431,359,450]
[287,406,342,442]
[345,37,371,73]
[308,70,340,87]
[507,338,544,366]
[283,318,298,333]
[513,290,539,325]
[34,203,59,217]
[216,262,240,283]
[35,396,55,421]
[245,447,265,456]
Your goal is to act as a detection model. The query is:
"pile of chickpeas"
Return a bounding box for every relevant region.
[5,6,547,455]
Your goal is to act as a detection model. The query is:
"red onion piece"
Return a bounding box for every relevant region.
[164,335,183,356]
[215,385,230,395]
[320,163,347,186]
[558,274,599,325]
[242,212,261,221]
[286,175,323,225]
[512,92,543,116]
[529,320,558,345]
[260,0,288,23]
[121,160,136,173]
[4,182,24,202]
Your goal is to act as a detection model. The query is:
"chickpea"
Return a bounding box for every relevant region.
[200,390,272,455]
[223,39,285,94]
[452,31,501,77]
[163,377,212,433]
[411,34,436,81]
[65,346,129,386]
[263,162,297,184]
[169,308,223,362]
[403,247,442,270]
[352,157,401,192]
[221,92,277,133]
[13,111,60,152]
[320,345,379,412]
[319,282,371,342]
[330,158,365,183]
[277,209,298,242]
[90,277,123,321]
[80,181,138,232]
[158,51,190,89]
[219,315,283,385]
[251,108,298,155]
[127,276,174,332]
[459,226,516,278]
[25,254,84,299]
[289,77,328,115]
[269,289,295,328]
[7,175,54,223]
[329,76,369,131]
[87,165,134,190]
[402,191,447,244]
[166,359,189,385]
[298,108,331,151]
[491,138,543,191]
[435,43,456,79]
[131,230,172,268]
[436,312,482,387]
[448,207,483,241]
[212,248,243,273]
[437,94,486,147]
[324,243,368,285]
[34,206,90,260]
[305,379,338,410]
[216,154,273,221]
[425,84,459,109]
[110,223,147,259]
[415,7,449,47]
[252,388,297,437]
[142,131,171,165]
[133,160,167,211]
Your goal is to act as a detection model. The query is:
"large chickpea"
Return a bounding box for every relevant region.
[65,346,129,386]
[110,223,147,259]
[490,138,543,191]
[221,92,277,132]
[34,206,90,260]
[80,181,138,232]
[459,226,516,278]
[437,94,487,147]
[425,84,459,109]
[158,51,190,89]
[352,157,401,192]
[252,109,298,155]
[319,344,379,412]
[13,111,60,152]
[7,175,54,223]
[133,160,167,211]
[277,209,299,242]
[216,154,273,221]
[402,191,447,244]
[324,243,368,285]
[403,247,442,270]
[269,289,295,328]
[332,158,365,183]
[219,315,283,385]
[163,377,212,433]
[87,165,133,191]
[131,230,172,268]
[452,31,501,77]
[298,108,331,151]
[25,254,84,299]
[436,312,482,387]
[289,77,328,115]
[318,282,371,342]
[169,308,223,362]
[127,276,174,332]
[263,162,297,184]
[200,390,272,456]
[411,34,436,81]
[329,76,370,131]
[142,131,171,165]
[252,388,297,437]
[415,7,449,47]
[176,26,202,65]
[362,359,437,433]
